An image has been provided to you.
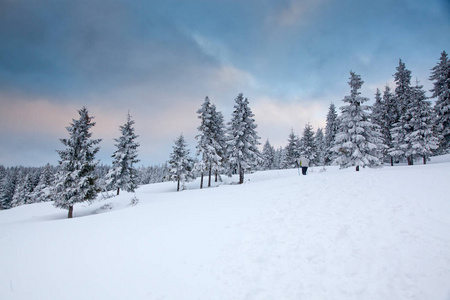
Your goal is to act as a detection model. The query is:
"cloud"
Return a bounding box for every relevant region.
[252,97,326,148]
[269,0,325,28]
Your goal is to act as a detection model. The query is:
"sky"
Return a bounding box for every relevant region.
[1,0,449,167]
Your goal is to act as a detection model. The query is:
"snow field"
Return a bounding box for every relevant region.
[1,157,450,300]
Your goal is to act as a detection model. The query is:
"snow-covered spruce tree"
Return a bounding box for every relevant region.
[372,88,392,164]
[315,128,326,166]
[52,107,101,218]
[324,103,339,165]
[430,50,450,153]
[333,71,383,171]
[285,129,300,168]
[107,112,140,195]
[0,168,18,210]
[261,139,276,170]
[169,134,194,191]
[404,81,439,164]
[11,173,34,207]
[227,93,261,184]
[300,122,316,163]
[210,104,227,183]
[32,163,55,203]
[389,59,414,165]
[196,96,224,188]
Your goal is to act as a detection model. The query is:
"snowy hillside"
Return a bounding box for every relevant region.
[1,156,450,300]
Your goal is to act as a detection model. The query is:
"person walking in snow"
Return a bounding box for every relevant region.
[299,156,309,175]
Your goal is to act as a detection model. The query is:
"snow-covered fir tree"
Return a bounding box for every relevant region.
[195,96,225,188]
[389,59,415,164]
[210,104,227,183]
[333,71,383,171]
[107,112,140,195]
[11,173,34,207]
[227,93,261,184]
[285,129,300,168]
[430,50,450,153]
[404,81,439,164]
[372,88,392,164]
[32,163,55,203]
[324,103,339,165]
[52,107,102,218]
[261,139,276,170]
[0,168,18,209]
[274,147,288,169]
[300,122,316,164]
[315,128,326,166]
[169,134,194,191]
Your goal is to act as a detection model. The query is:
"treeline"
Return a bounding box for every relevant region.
[0,164,169,210]
[1,51,449,213]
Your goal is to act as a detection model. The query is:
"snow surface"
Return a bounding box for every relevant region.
[1,156,450,300]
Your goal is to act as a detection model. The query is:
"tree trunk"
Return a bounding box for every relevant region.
[356,165,360,172]
[177,179,180,192]
[117,187,120,196]
[215,171,218,182]
[423,155,426,165]
[200,173,204,189]
[68,205,73,218]
[239,163,244,184]
[208,165,212,187]
[390,157,394,167]
[408,156,414,165]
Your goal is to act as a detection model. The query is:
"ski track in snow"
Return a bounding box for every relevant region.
[1,156,450,300]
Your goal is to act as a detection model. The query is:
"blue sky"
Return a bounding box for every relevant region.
[1,0,449,167]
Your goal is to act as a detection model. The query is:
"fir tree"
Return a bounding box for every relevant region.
[52,107,101,218]
[315,128,326,166]
[389,59,414,164]
[169,134,194,191]
[372,88,392,164]
[324,103,339,165]
[32,163,55,203]
[285,129,300,168]
[210,104,227,183]
[404,81,439,164]
[227,93,261,184]
[107,112,140,195]
[430,50,450,153]
[0,168,18,210]
[300,122,316,163]
[196,97,224,188]
[11,173,34,207]
[333,71,383,171]
[261,139,276,170]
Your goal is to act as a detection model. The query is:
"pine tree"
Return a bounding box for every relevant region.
[389,59,414,164]
[333,71,383,171]
[315,128,326,166]
[430,50,450,153]
[285,129,300,168]
[404,81,439,164]
[169,134,194,191]
[107,112,140,195]
[195,97,224,188]
[227,93,261,184]
[324,103,339,165]
[52,107,101,218]
[261,139,276,170]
